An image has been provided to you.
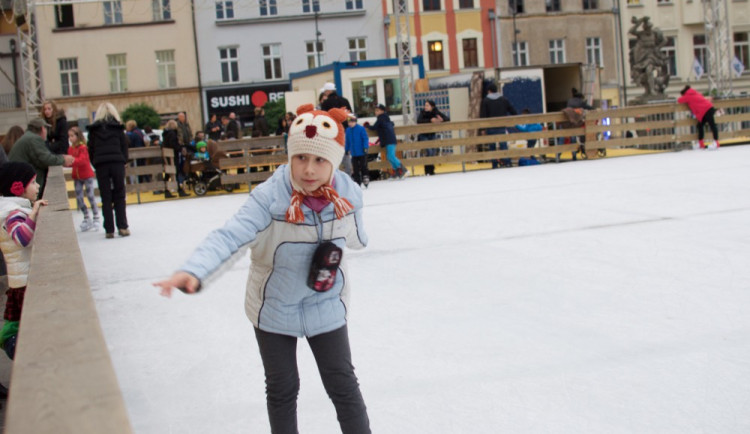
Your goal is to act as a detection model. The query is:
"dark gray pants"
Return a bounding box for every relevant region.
[254,325,370,434]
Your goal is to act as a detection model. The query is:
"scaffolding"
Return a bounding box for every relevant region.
[702,0,733,96]
[13,0,44,117]
[392,0,416,125]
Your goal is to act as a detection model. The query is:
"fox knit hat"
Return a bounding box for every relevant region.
[285,104,353,223]
[0,162,37,197]
[287,104,348,171]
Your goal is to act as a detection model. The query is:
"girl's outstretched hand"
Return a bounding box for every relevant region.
[153,271,200,298]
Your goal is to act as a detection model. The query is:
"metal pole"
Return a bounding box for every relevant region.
[613,0,626,106]
[314,11,322,67]
[10,39,20,108]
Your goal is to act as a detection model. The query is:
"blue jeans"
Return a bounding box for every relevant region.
[486,127,509,168]
[385,144,401,170]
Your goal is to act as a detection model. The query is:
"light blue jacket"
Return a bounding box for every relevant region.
[179,165,368,337]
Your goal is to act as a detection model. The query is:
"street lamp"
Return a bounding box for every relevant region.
[9,39,20,108]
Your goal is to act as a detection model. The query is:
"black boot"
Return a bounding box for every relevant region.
[178,187,190,197]
[164,191,175,198]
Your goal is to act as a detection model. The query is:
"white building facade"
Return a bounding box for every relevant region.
[196,0,386,125]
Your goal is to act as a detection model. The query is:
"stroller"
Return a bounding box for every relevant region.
[184,140,235,196]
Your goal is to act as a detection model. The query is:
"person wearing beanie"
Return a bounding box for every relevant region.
[8,117,74,198]
[367,104,409,179]
[345,114,371,187]
[194,141,209,161]
[0,161,48,367]
[678,85,720,150]
[154,104,371,434]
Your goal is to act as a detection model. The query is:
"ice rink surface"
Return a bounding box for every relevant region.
[78,146,750,433]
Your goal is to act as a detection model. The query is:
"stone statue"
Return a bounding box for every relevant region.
[628,16,670,102]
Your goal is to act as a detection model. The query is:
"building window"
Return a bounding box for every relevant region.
[219,47,239,83]
[423,0,440,10]
[59,58,79,97]
[428,40,444,69]
[462,38,478,68]
[349,38,367,61]
[582,0,597,9]
[734,32,749,71]
[586,37,602,67]
[693,34,709,73]
[156,50,176,89]
[345,0,363,10]
[512,41,528,66]
[302,0,320,13]
[508,0,524,14]
[260,0,278,15]
[306,41,325,68]
[656,0,672,3]
[262,44,283,80]
[107,54,127,93]
[152,0,171,20]
[546,0,560,11]
[458,0,473,8]
[103,1,123,25]
[627,0,640,4]
[216,1,234,19]
[54,1,75,28]
[384,78,403,115]
[351,79,376,117]
[662,36,677,77]
[549,39,565,64]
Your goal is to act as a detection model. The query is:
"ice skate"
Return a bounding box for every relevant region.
[708,140,719,150]
[398,166,410,180]
[362,175,370,189]
[80,217,93,232]
[92,215,101,230]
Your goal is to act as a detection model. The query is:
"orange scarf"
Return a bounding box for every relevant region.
[286,185,353,223]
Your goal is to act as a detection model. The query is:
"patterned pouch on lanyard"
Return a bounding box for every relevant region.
[307,241,343,292]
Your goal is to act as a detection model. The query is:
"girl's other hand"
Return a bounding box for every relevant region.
[153,271,200,298]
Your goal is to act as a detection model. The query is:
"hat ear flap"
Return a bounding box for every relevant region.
[296,104,315,116]
[327,107,348,124]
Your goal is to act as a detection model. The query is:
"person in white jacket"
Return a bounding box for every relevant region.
[154,104,371,434]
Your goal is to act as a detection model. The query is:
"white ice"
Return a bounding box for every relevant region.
[78,146,750,434]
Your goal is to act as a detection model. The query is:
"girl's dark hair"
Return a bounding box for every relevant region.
[680,85,691,96]
[425,100,437,110]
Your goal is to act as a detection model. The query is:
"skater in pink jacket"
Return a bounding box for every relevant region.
[678,85,719,150]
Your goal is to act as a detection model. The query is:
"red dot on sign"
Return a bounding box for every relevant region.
[252,91,268,107]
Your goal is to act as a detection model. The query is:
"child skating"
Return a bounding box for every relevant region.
[67,126,100,231]
[154,104,371,434]
[0,162,48,363]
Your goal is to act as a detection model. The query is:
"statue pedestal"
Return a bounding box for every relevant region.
[628,94,675,106]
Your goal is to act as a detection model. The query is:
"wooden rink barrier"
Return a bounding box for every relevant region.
[63,97,750,200]
[6,167,133,433]
[11,97,750,429]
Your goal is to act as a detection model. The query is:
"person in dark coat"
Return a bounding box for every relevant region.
[319,82,353,113]
[251,107,270,138]
[367,104,407,179]
[224,114,240,140]
[86,102,130,238]
[204,113,223,141]
[480,83,517,168]
[41,100,69,155]
[8,118,73,197]
[417,100,449,175]
[161,120,190,198]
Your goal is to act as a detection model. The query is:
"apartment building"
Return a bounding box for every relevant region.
[382,0,499,77]
[620,0,749,99]
[34,0,201,128]
[495,0,621,106]
[0,2,21,112]
[196,0,386,125]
